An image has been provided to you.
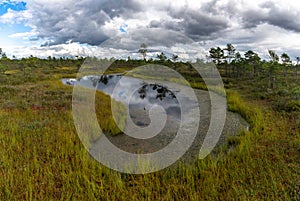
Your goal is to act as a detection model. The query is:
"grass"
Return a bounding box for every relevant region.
[4,69,21,75]
[95,91,127,135]
[0,64,299,200]
[227,90,264,133]
[72,87,126,149]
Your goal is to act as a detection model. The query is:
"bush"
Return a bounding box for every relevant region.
[291,86,300,100]
[273,99,300,112]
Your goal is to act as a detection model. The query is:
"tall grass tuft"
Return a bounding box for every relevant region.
[227,90,263,134]
[95,91,126,136]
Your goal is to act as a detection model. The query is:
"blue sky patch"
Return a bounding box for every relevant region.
[119,24,128,33]
[0,23,32,47]
[0,0,27,16]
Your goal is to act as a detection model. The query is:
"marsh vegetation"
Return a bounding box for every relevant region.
[0,47,299,200]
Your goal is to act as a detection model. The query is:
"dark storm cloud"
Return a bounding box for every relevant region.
[74,0,143,19]
[18,0,300,57]
[27,0,230,48]
[29,0,142,46]
[101,28,194,50]
[149,8,229,40]
[242,1,300,32]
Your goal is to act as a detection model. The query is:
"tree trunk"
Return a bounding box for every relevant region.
[268,71,275,89]
[22,67,25,76]
[237,66,240,79]
[297,65,298,81]
[284,65,287,77]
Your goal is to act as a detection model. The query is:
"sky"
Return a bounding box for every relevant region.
[0,0,300,61]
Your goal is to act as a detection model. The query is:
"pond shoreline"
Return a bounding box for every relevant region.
[90,88,249,162]
[62,77,249,161]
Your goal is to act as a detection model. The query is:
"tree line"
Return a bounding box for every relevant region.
[207,44,299,88]
[0,44,299,87]
[0,48,84,75]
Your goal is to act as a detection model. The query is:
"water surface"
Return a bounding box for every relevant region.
[63,75,248,160]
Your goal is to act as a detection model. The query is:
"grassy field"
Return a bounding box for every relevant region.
[0,64,299,200]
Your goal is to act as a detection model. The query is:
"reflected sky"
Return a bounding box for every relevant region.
[63,75,182,125]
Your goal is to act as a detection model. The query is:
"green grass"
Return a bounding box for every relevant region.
[95,91,127,135]
[0,65,299,200]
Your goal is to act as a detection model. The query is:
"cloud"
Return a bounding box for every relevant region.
[240,1,300,32]
[0,7,30,23]
[20,0,144,46]
[4,0,229,48]
[4,42,131,59]
[1,0,300,60]
[101,28,194,50]
[0,0,27,16]
[8,28,36,39]
[149,8,229,40]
